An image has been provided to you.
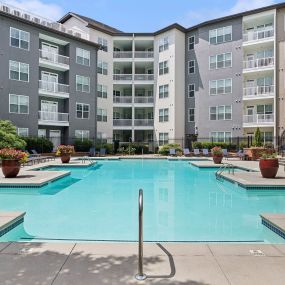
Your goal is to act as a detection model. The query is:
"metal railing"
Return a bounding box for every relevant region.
[243,114,274,124]
[113,96,132,103]
[134,74,154,81]
[0,1,89,40]
[39,49,70,66]
[39,80,69,94]
[134,51,154,58]
[113,74,132,81]
[38,111,69,122]
[243,57,274,70]
[135,189,146,281]
[113,119,132,126]
[134,119,154,126]
[216,163,235,180]
[134,96,154,103]
[243,28,274,43]
[113,51,133,58]
[243,85,274,97]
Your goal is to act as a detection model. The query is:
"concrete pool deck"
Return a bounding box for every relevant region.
[0,242,285,284]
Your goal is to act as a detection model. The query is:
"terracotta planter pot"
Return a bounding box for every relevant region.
[1,159,21,178]
[213,155,223,164]
[259,159,279,178]
[60,154,71,163]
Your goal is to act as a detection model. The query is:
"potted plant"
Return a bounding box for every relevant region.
[0,148,28,178]
[211,146,223,164]
[259,152,279,178]
[56,145,75,163]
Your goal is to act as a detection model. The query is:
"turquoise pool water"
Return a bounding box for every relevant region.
[1,159,285,243]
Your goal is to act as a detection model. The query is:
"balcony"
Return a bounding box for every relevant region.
[243,57,274,73]
[39,80,69,98]
[113,51,132,59]
[113,96,132,104]
[243,114,274,127]
[39,49,70,71]
[113,74,132,81]
[243,28,274,45]
[134,119,154,127]
[243,85,274,100]
[113,119,132,127]
[38,111,69,126]
[134,74,154,81]
[134,96,154,104]
[134,51,154,59]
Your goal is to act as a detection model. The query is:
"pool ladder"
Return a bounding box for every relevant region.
[215,163,235,181]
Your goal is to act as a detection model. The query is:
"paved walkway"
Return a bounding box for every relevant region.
[0,242,285,285]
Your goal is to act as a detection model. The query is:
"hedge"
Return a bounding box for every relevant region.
[119,143,149,154]
[23,137,53,153]
[158,144,182,155]
[74,139,93,152]
[192,141,237,151]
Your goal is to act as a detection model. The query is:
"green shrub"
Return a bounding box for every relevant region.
[119,143,149,154]
[95,143,113,154]
[192,141,202,149]
[192,141,237,151]
[158,144,182,155]
[74,139,93,152]
[23,137,53,153]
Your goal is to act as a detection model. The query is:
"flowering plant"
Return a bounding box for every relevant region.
[55,145,75,156]
[0,148,29,164]
[211,146,223,157]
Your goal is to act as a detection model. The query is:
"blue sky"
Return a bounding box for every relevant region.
[5,0,285,32]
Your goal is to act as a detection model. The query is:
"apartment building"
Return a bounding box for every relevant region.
[0,3,99,148]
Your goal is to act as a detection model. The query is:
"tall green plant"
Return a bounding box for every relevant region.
[0,120,26,149]
[254,127,262,147]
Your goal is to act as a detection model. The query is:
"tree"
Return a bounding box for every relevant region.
[254,127,262,147]
[0,120,26,149]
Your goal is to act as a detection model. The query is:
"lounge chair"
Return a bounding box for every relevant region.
[202,149,209,156]
[222,149,228,159]
[183,148,190,156]
[193,149,200,156]
[237,150,245,160]
[30,149,54,162]
[99,148,106,157]
[89,147,96,157]
[169,148,176,156]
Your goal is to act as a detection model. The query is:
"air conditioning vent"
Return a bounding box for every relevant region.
[23,13,30,20]
[13,10,20,17]
[2,6,10,13]
[74,32,81,38]
[67,30,73,35]
[33,17,40,24]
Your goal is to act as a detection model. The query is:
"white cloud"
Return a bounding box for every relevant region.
[229,0,275,14]
[4,0,64,21]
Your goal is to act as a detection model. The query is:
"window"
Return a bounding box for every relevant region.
[209,105,232,120]
[38,129,46,137]
[209,26,232,44]
[9,94,29,114]
[76,75,90,93]
[76,103,90,119]
[257,104,273,114]
[188,108,195,122]
[9,61,29,82]
[188,36,195,50]
[159,133,169,145]
[159,37,169,52]
[188,60,195,74]
[210,132,232,142]
[10,27,29,50]
[97,60,108,75]
[209,53,232,69]
[17,127,29,137]
[98,37,108,52]
[159,85,169,98]
[159,61,169,75]
[76,48,90,66]
[209,78,232,95]
[159,108,169,122]
[75,130,90,140]
[188,84,195,98]
[97,84,107,98]
[97,108,107,122]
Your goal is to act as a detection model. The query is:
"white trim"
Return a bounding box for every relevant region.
[188,60,195,74]
[188,35,195,51]
[9,60,29,82]
[9,94,29,114]
[76,102,90,119]
[10,27,30,51]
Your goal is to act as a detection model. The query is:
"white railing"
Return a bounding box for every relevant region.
[113,74,132,81]
[0,1,89,40]
[39,49,70,66]
[113,96,132,103]
[134,119,154,126]
[243,114,274,124]
[243,28,274,43]
[134,51,154,58]
[134,97,154,103]
[38,111,69,122]
[243,57,274,70]
[113,51,133,58]
[134,74,154,81]
[243,85,274,97]
[39,80,69,94]
[113,119,132,126]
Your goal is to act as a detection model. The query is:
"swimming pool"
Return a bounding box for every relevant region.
[1,159,285,243]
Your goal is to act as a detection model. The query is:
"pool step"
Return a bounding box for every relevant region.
[260,213,285,240]
[0,211,25,237]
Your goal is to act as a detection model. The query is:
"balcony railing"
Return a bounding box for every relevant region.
[113,74,132,81]
[39,80,69,95]
[0,1,89,40]
[113,96,132,103]
[134,74,154,81]
[134,51,154,58]
[113,51,132,58]
[243,28,274,43]
[134,119,154,126]
[38,111,69,123]
[243,85,274,97]
[243,57,274,70]
[113,119,132,126]
[134,96,154,103]
[39,49,70,66]
[243,114,274,124]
